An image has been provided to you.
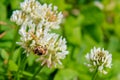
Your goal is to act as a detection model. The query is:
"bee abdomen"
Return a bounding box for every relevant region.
[33,46,47,56]
[34,48,43,55]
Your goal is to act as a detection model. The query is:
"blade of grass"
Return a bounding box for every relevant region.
[15,54,27,80]
[31,66,44,80]
[21,71,41,79]
[6,25,20,77]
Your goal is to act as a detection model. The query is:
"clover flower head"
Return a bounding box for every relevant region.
[11,0,68,68]
[11,0,63,30]
[17,24,68,68]
[85,47,112,74]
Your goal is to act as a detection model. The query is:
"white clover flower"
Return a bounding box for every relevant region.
[11,0,68,68]
[85,47,112,74]
[17,24,68,68]
[12,0,63,29]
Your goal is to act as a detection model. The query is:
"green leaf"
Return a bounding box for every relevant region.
[0,48,9,60]
[8,60,18,71]
[81,5,104,25]
[108,36,119,53]
[82,24,103,42]
[12,48,21,62]
[115,25,120,38]
[0,0,5,3]
[54,69,79,80]
[0,3,6,20]
[64,15,82,45]
[10,0,21,9]
[0,41,12,49]
[1,26,15,40]
[27,53,36,66]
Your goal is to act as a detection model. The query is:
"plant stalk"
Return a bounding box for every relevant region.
[92,67,98,80]
[31,66,43,79]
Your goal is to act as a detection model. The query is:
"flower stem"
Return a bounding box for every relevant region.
[31,66,43,79]
[21,71,41,79]
[16,53,21,80]
[15,54,27,80]
[92,67,98,80]
[10,25,19,55]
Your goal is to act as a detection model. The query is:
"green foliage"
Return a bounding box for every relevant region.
[0,0,120,80]
[8,60,18,71]
[0,48,8,60]
[0,2,6,20]
[54,69,79,80]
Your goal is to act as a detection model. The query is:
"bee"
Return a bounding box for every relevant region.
[33,46,47,55]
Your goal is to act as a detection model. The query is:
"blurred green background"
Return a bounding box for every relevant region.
[0,0,120,80]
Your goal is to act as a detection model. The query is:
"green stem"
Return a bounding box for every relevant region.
[21,71,41,79]
[10,26,19,55]
[15,54,27,80]
[92,67,98,80]
[0,24,1,30]
[16,54,21,80]
[70,46,75,60]
[31,66,43,79]
[21,57,27,71]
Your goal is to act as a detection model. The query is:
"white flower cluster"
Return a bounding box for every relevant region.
[10,0,68,68]
[85,47,112,74]
[11,0,63,29]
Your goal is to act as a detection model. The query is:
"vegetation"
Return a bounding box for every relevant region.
[0,0,120,80]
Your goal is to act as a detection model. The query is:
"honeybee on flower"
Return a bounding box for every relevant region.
[11,0,68,68]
